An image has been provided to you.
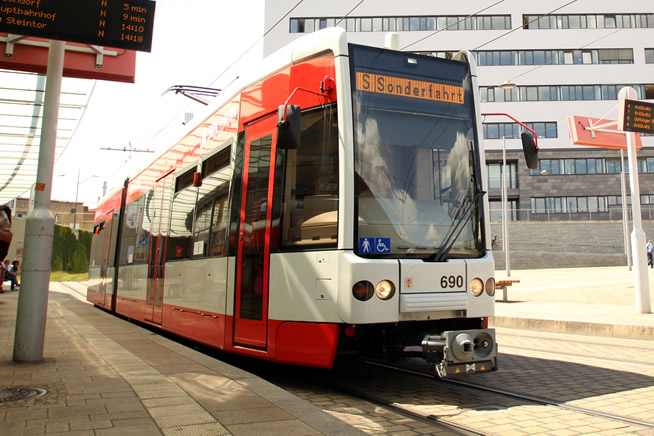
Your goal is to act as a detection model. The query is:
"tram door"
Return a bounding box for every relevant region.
[146,172,174,324]
[234,114,279,348]
[99,210,114,308]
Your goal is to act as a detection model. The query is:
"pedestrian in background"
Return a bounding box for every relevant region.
[648,240,653,268]
[3,259,18,291]
[10,260,19,290]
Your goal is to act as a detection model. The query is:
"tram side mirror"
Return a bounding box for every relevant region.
[277,104,301,150]
[521,131,538,170]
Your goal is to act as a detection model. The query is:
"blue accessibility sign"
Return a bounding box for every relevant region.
[359,237,391,254]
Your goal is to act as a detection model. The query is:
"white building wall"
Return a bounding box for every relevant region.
[263,0,654,153]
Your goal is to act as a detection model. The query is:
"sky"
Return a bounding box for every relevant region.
[51,0,265,206]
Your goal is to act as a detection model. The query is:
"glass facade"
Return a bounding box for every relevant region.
[290,15,511,33]
[483,122,557,139]
[523,14,654,29]
[530,157,654,176]
[481,84,654,102]
[473,49,633,66]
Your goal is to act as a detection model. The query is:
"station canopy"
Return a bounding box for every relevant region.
[0,68,94,205]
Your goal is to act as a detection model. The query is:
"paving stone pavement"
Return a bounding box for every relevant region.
[1,266,653,435]
[0,286,363,435]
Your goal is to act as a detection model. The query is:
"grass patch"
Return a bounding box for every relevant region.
[49,271,89,282]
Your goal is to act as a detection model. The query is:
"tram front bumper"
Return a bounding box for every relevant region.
[422,329,498,378]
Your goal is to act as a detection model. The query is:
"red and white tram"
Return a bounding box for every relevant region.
[88,28,534,377]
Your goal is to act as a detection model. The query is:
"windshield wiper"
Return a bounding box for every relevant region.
[426,190,485,263]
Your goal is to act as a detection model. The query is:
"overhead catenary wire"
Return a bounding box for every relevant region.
[99,0,311,183]
[472,0,579,51]
[401,0,506,51]
[122,0,368,163]
[503,28,623,84]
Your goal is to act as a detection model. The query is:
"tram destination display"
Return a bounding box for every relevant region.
[0,0,155,52]
[620,99,654,135]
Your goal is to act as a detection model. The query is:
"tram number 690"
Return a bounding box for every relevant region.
[440,275,463,288]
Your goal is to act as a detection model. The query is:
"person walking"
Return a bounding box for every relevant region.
[647,240,653,268]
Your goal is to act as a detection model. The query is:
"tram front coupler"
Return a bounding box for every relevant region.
[422,329,498,378]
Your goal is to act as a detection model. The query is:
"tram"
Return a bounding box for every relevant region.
[88,28,535,377]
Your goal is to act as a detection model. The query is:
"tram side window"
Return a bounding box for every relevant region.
[119,193,149,265]
[192,154,232,257]
[167,147,232,260]
[107,210,120,267]
[209,194,229,255]
[89,221,105,268]
[193,197,212,256]
[281,104,339,248]
[167,170,197,261]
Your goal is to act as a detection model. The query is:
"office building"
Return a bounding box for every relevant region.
[263,0,654,222]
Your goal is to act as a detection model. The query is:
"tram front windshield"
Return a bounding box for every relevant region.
[351,45,484,258]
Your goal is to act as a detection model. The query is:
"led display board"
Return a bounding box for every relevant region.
[620,99,654,135]
[0,0,155,52]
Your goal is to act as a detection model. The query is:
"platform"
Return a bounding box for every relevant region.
[0,284,362,435]
[1,266,653,434]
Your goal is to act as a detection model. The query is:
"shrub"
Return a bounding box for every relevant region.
[51,225,92,273]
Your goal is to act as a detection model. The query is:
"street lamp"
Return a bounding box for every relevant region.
[59,168,98,230]
[73,168,80,230]
[482,112,539,278]
[501,136,510,276]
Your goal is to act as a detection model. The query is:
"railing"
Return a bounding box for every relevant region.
[489,206,654,222]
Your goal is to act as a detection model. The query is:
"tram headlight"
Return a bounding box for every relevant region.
[485,278,496,296]
[353,281,374,301]
[375,280,395,300]
[469,278,484,297]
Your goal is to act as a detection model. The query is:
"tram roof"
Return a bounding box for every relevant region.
[0,28,349,208]
[118,28,350,191]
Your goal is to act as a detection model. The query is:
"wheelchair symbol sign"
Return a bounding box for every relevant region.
[359,237,391,254]
[375,238,390,253]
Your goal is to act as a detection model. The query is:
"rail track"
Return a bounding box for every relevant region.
[361,359,654,432]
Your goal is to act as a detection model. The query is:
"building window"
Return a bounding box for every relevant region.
[489,199,518,221]
[529,157,654,176]
[481,84,654,102]
[289,14,510,33]
[472,48,633,66]
[486,162,518,190]
[531,196,609,213]
[524,14,654,30]
[646,49,654,64]
[483,122,557,139]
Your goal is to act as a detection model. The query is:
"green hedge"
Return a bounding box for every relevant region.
[51,225,92,273]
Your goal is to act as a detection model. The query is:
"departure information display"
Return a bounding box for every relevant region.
[0,0,155,52]
[621,99,654,135]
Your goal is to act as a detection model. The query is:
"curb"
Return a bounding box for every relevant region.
[490,316,654,340]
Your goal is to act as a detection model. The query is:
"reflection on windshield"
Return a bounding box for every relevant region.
[356,106,481,258]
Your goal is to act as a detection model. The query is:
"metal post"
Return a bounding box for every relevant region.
[73,167,80,230]
[13,40,65,362]
[620,87,651,314]
[620,149,631,270]
[502,137,510,277]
